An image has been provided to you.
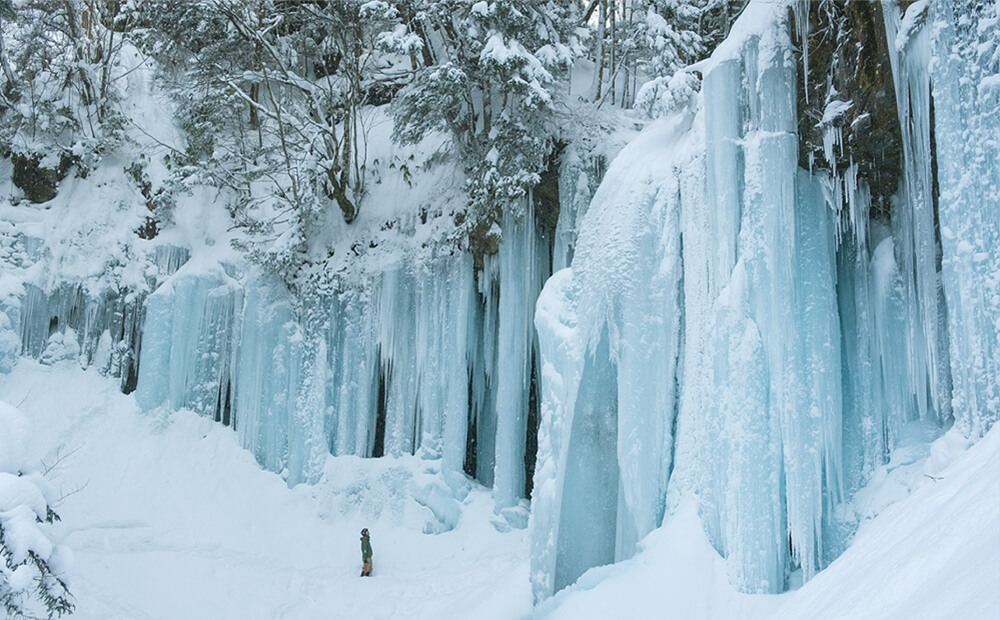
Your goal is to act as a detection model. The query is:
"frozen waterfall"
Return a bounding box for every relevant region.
[929,0,1000,438]
[531,0,998,601]
[0,0,995,605]
[126,198,550,502]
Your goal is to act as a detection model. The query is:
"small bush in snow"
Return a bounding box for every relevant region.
[0,402,73,619]
[634,72,701,119]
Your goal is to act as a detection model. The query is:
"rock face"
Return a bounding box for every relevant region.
[794,0,903,222]
[11,153,72,204]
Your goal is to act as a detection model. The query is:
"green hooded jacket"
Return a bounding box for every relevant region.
[361,535,372,560]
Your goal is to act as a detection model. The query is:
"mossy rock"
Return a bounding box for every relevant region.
[11,152,72,203]
[469,215,501,271]
[793,1,902,223]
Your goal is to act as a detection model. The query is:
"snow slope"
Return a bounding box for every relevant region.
[770,425,1000,619]
[537,424,1000,620]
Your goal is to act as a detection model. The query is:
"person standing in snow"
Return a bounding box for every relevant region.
[360,528,373,576]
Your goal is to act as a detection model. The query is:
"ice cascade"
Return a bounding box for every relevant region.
[129,196,553,500]
[531,0,999,601]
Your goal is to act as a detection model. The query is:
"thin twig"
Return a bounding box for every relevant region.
[51,480,89,508]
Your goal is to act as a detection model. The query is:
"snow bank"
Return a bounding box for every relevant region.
[771,425,1000,619]
[0,400,30,472]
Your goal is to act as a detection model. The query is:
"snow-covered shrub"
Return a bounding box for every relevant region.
[0,312,18,375]
[634,71,701,119]
[38,330,81,368]
[0,401,73,619]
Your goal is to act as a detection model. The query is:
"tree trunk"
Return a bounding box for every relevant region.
[591,0,606,101]
[609,0,616,105]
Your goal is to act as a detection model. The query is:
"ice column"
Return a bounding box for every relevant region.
[552,148,599,272]
[835,241,879,498]
[373,251,477,466]
[531,112,693,601]
[930,0,1000,437]
[530,268,584,601]
[377,266,421,456]
[552,330,619,592]
[712,260,784,593]
[669,3,847,593]
[703,52,743,279]
[493,197,549,513]
[882,0,952,425]
[733,92,801,592]
[413,253,475,473]
[326,286,380,458]
[468,260,498,484]
[135,265,242,418]
[233,282,302,474]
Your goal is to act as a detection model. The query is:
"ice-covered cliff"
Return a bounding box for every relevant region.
[530,0,998,601]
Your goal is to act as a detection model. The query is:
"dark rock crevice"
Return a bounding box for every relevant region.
[793,1,903,224]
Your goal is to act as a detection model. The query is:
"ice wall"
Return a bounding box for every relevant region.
[8,245,189,388]
[129,241,540,497]
[532,111,692,599]
[379,251,477,469]
[3,0,993,601]
[532,0,999,600]
[663,6,846,591]
[929,0,1000,437]
[135,263,242,419]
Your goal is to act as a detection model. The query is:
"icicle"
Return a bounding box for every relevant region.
[475,252,500,486]
[438,253,477,474]
[793,0,811,104]
[882,0,951,425]
[493,193,549,517]
[553,147,598,272]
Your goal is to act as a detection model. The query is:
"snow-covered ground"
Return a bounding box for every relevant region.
[2,359,997,619]
[1,361,533,620]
